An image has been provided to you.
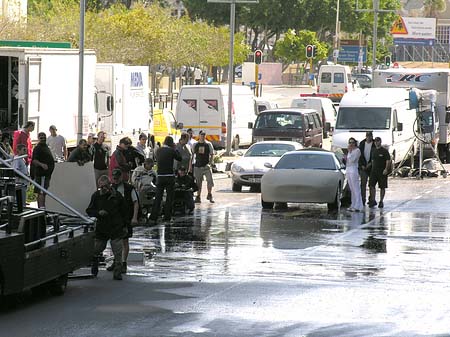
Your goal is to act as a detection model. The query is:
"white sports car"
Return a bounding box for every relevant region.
[230,141,303,192]
[261,149,345,210]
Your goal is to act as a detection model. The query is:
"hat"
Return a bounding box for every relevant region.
[112,168,122,177]
[199,130,206,135]
[49,125,57,131]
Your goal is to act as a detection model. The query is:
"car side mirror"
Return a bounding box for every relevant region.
[396,122,403,131]
[248,122,253,129]
[264,162,273,168]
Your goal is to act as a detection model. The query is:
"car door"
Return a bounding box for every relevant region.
[303,114,314,147]
[311,113,323,147]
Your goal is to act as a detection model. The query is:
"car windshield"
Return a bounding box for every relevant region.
[255,112,303,129]
[336,107,391,129]
[245,143,296,157]
[276,153,337,170]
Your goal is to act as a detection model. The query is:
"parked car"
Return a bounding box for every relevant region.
[231,141,303,192]
[249,108,323,148]
[235,65,242,78]
[351,73,372,89]
[261,149,345,210]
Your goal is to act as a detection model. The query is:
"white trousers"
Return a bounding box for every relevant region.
[347,169,363,211]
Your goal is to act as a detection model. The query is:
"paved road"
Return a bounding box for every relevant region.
[3,171,450,337]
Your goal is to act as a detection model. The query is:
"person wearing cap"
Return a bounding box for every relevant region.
[193,130,215,203]
[31,132,55,208]
[68,139,91,166]
[149,136,182,223]
[358,131,375,205]
[108,168,139,274]
[47,125,67,161]
[109,137,131,182]
[13,121,34,165]
[92,131,110,186]
[86,175,127,281]
[368,137,392,209]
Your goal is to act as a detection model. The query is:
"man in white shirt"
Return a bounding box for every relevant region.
[47,125,67,161]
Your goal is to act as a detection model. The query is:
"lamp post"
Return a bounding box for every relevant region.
[334,0,340,64]
[78,0,85,143]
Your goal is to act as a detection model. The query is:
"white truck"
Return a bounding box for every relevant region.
[0,47,97,147]
[373,68,450,162]
[95,64,151,148]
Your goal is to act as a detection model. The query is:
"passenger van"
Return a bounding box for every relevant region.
[291,96,337,138]
[249,108,323,147]
[331,88,416,164]
[317,65,359,102]
[255,98,279,114]
[175,85,256,148]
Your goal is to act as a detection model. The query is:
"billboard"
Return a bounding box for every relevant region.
[391,16,436,44]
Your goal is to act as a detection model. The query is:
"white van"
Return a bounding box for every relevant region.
[255,98,279,114]
[317,65,359,102]
[291,96,337,138]
[176,85,256,148]
[331,88,416,164]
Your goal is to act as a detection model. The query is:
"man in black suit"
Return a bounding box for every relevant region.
[358,131,375,205]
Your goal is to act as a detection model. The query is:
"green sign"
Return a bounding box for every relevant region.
[0,40,72,48]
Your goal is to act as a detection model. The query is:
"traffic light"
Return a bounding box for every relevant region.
[254,50,263,64]
[306,45,313,58]
[385,55,391,67]
[312,45,317,58]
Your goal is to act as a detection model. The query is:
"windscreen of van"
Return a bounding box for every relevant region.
[334,73,344,83]
[255,112,302,129]
[336,107,391,129]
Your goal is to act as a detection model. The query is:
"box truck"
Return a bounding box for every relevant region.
[373,68,450,162]
[95,63,151,148]
[0,47,97,148]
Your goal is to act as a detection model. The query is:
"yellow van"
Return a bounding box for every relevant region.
[151,108,183,145]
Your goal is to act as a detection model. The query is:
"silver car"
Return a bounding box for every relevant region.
[230,141,303,192]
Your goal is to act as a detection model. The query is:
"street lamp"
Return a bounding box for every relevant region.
[334,0,340,64]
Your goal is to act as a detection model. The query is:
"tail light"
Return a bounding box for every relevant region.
[221,122,227,134]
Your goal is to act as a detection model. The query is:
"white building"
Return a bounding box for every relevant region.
[0,0,27,21]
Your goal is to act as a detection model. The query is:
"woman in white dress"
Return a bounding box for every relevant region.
[345,137,363,212]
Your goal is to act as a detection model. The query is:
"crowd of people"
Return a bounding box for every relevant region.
[0,121,217,280]
[344,131,392,212]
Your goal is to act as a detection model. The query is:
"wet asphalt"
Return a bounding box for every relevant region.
[2,172,450,337]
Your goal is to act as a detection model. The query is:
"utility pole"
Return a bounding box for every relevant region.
[333,0,340,64]
[356,0,394,70]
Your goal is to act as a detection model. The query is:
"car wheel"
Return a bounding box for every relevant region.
[261,198,274,209]
[249,185,261,193]
[328,184,342,211]
[275,202,288,209]
[232,183,242,192]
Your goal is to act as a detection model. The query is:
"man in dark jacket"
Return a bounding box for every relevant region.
[109,137,131,182]
[150,136,182,223]
[31,132,55,208]
[358,131,375,205]
[86,175,128,280]
[109,168,139,274]
[68,139,91,166]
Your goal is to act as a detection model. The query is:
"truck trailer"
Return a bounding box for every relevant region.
[373,68,450,162]
[0,47,97,148]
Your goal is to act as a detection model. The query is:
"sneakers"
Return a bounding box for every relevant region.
[113,269,122,280]
[368,200,377,208]
[106,263,115,272]
[378,201,384,208]
[195,196,201,203]
[207,193,215,203]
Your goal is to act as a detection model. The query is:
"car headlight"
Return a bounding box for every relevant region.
[231,164,244,172]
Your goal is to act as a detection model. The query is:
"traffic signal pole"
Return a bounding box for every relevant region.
[225,0,236,156]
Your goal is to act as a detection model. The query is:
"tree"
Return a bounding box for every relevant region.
[423,0,446,17]
[274,29,327,64]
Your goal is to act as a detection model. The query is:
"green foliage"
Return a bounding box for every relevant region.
[274,30,327,63]
[1,0,248,68]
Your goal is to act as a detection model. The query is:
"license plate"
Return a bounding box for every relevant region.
[248,178,261,183]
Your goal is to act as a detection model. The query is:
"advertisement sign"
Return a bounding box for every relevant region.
[338,46,367,63]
